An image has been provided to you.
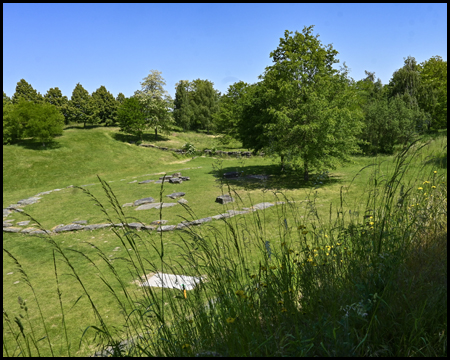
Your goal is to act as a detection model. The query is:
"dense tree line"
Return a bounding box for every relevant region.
[212,27,446,178]
[3,25,446,168]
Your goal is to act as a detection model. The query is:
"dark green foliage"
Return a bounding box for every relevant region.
[173,80,192,130]
[214,80,250,139]
[188,79,219,133]
[91,85,118,126]
[239,26,363,179]
[3,93,16,144]
[418,56,447,130]
[360,95,429,154]
[117,97,147,141]
[116,93,126,105]
[12,79,43,104]
[67,83,94,127]
[44,87,70,124]
[5,100,64,145]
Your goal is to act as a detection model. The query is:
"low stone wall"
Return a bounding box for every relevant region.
[139,143,264,158]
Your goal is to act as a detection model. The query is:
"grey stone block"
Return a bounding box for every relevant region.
[215,194,234,204]
[133,197,155,206]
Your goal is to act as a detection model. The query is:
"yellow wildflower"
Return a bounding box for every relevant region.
[369,221,374,226]
[434,171,437,174]
[235,290,245,298]
[278,300,284,305]
[418,187,423,190]
[432,186,436,189]
[423,181,430,184]
[324,234,328,238]
[182,343,191,350]
[226,317,236,324]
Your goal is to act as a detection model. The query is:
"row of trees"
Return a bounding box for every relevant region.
[3,26,446,175]
[212,27,446,179]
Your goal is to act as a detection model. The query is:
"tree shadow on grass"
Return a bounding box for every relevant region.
[209,164,343,191]
[11,138,62,150]
[112,132,171,144]
[63,124,105,130]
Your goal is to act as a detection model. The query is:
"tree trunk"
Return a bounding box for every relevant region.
[155,127,158,140]
[304,163,309,182]
[280,154,285,172]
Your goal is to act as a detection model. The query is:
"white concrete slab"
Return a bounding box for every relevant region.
[140,272,204,290]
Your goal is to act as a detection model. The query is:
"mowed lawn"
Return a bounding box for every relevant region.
[3,127,447,356]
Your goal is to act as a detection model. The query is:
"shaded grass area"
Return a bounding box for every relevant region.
[3,129,447,357]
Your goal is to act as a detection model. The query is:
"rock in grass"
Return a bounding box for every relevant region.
[159,175,172,180]
[157,225,176,232]
[128,180,137,184]
[178,198,188,204]
[169,177,183,184]
[127,222,143,229]
[187,217,212,225]
[3,227,22,233]
[21,227,37,234]
[172,172,182,177]
[17,221,31,226]
[212,213,232,220]
[250,202,275,210]
[3,209,12,217]
[143,225,157,231]
[133,197,155,206]
[53,224,85,233]
[122,203,134,207]
[166,192,185,199]
[138,180,154,184]
[135,202,177,211]
[226,210,249,216]
[84,224,112,231]
[17,197,41,205]
[151,220,168,225]
[215,194,234,204]
[29,229,52,235]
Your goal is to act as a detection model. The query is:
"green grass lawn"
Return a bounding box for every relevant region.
[3,127,447,357]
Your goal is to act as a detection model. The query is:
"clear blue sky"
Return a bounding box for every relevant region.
[3,3,447,100]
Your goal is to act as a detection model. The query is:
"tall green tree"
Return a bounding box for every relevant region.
[7,100,64,146]
[214,80,250,138]
[188,79,219,133]
[44,87,70,124]
[91,85,118,126]
[173,80,192,130]
[240,26,363,180]
[12,79,43,104]
[3,92,16,144]
[67,83,94,127]
[117,97,147,141]
[116,92,126,105]
[418,55,447,130]
[387,56,422,104]
[134,70,173,140]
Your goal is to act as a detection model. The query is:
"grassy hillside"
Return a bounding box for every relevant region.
[3,127,447,357]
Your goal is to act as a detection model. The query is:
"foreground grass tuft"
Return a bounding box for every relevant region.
[3,136,447,357]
